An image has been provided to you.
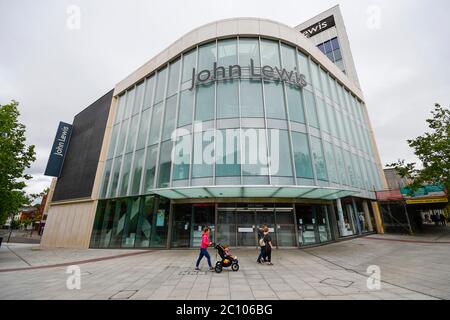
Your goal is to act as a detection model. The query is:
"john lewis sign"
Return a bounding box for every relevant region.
[188,58,307,90]
[44,121,73,177]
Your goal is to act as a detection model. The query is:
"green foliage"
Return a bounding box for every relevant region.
[387,103,450,195]
[0,101,36,225]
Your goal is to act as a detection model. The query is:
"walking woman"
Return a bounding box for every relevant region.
[263,227,273,265]
[195,227,214,271]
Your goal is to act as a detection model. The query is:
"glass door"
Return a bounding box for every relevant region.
[316,205,332,243]
[217,210,236,246]
[237,211,256,246]
[255,210,276,246]
[296,205,319,246]
[191,205,215,247]
[275,210,296,247]
[171,204,192,248]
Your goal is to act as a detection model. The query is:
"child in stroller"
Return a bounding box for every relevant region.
[214,243,239,273]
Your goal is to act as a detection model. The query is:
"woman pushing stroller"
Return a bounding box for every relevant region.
[195,227,214,271]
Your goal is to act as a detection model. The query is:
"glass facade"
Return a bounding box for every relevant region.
[91,35,383,249]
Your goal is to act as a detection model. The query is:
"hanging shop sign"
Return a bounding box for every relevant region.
[44,121,73,177]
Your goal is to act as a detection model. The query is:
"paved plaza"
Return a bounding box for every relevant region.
[1,229,450,300]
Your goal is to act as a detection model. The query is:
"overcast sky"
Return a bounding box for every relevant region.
[1,0,449,194]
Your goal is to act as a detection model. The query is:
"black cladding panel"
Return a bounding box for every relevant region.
[52,90,113,201]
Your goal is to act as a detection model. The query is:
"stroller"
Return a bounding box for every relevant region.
[214,243,240,273]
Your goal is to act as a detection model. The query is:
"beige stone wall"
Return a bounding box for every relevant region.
[40,200,97,249]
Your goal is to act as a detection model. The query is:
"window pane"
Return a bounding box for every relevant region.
[304,90,319,128]
[217,80,239,119]
[239,38,260,66]
[173,134,191,180]
[135,196,154,247]
[264,81,286,119]
[297,51,311,85]
[311,137,327,181]
[162,94,178,141]
[115,94,126,124]
[182,49,196,84]
[130,148,145,195]
[216,129,240,177]
[331,37,340,50]
[195,83,214,121]
[158,140,172,188]
[132,82,144,115]
[280,43,296,71]
[167,59,181,96]
[316,97,329,133]
[241,128,268,175]
[269,130,293,177]
[292,132,313,179]
[324,142,339,183]
[310,61,322,91]
[109,156,122,198]
[125,115,139,153]
[143,76,155,110]
[119,152,133,196]
[240,80,264,117]
[344,150,356,187]
[136,108,150,150]
[123,88,135,120]
[335,146,349,185]
[143,145,158,192]
[121,197,140,247]
[115,119,129,156]
[198,42,216,71]
[107,124,120,159]
[192,131,214,178]
[320,68,331,97]
[326,103,338,137]
[218,39,237,66]
[148,103,163,145]
[178,90,194,127]
[260,39,280,67]
[154,67,167,103]
[286,86,305,123]
[100,159,112,198]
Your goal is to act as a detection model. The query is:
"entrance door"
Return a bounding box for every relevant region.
[296,205,319,245]
[275,210,296,247]
[171,204,192,248]
[255,210,276,246]
[191,205,215,247]
[316,205,332,243]
[236,211,256,246]
[217,210,236,246]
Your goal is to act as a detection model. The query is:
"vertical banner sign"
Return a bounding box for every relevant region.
[44,122,73,177]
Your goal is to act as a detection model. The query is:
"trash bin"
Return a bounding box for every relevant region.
[0,236,3,248]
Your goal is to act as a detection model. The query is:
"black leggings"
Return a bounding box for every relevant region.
[265,248,272,262]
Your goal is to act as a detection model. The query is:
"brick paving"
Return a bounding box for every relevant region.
[1,230,449,300]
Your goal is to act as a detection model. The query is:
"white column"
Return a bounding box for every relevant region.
[362,201,374,232]
[336,199,346,236]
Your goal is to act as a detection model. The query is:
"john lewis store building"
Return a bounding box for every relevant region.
[42,12,387,250]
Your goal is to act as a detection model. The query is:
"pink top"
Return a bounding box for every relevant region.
[201,233,210,249]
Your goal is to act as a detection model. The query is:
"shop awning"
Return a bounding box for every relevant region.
[149,186,360,200]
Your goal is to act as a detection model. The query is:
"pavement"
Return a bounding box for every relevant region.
[1,228,450,300]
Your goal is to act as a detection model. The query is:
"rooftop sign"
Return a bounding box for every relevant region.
[301,15,336,38]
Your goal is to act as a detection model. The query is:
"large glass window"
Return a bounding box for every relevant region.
[148,103,163,145]
[269,130,293,177]
[195,83,214,121]
[135,196,155,247]
[292,132,313,179]
[178,90,194,127]
[162,95,178,141]
[130,148,145,195]
[151,197,170,247]
[239,38,260,66]
[316,97,329,133]
[99,159,112,198]
[143,76,155,110]
[335,146,349,186]
[182,49,196,84]
[154,67,167,104]
[304,90,319,128]
[172,134,191,180]
[216,129,240,177]
[218,38,237,66]
[286,86,305,123]
[192,131,214,178]
[123,88,135,120]
[143,145,158,192]
[109,157,122,198]
[310,61,322,91]
[167,59,181,96]
[310,137,327,181]
[240,80,264,117]
[114,94,126,124]
[241,128,268,176]
[136,108,150,150]
[260,39,281,67]
[280,43,297,71]
[217,80,239,119]
[297,51,310,85]
[158,140,172,188]
[115,119,129,156]
[107,124,120,159]
[125,115,139,153]
[121,197,140,247]
[132,82,144,115]
[264,81,287,120]
[119,152,133,196]
[324,142,339,183]
[198,42,216,71]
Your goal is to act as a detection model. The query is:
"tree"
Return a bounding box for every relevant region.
[0,101,36,225]
[387,103,450,196]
